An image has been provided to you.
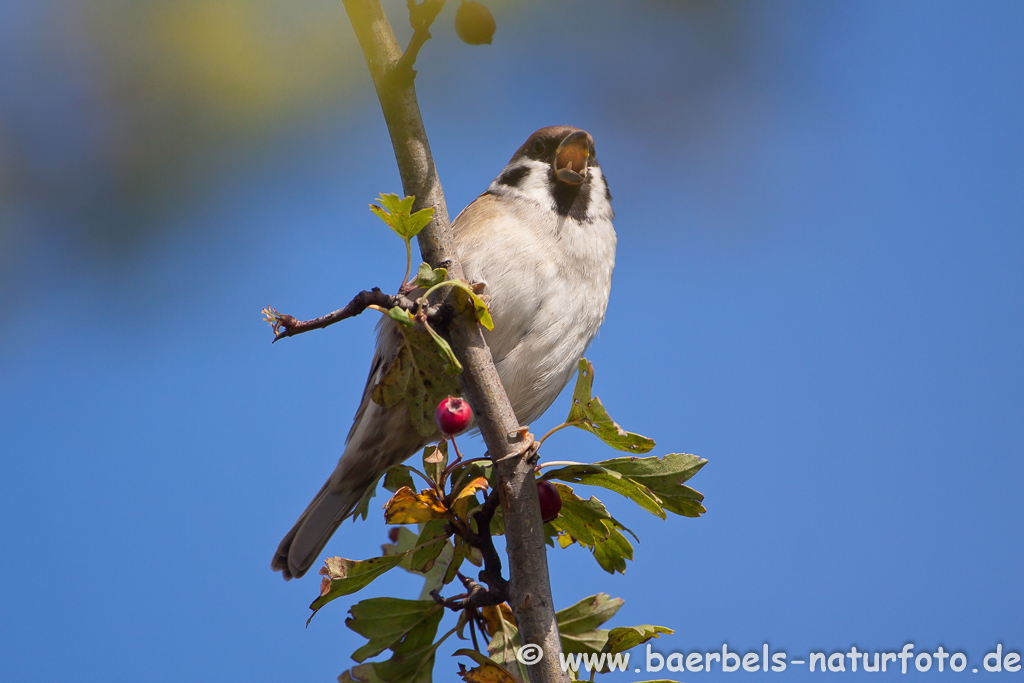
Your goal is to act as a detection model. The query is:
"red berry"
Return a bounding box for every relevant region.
[435,396,472,435]
[536,480,562,523]
[455,1,496,45]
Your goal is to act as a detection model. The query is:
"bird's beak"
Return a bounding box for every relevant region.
[553,131,590,186]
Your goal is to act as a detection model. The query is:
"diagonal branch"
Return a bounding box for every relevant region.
[342,2,569,681]
[264,288,411,342]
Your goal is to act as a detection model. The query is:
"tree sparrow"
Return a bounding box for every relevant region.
[273,126,616,579]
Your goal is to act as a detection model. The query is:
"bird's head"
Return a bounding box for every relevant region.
[487,126,612,224]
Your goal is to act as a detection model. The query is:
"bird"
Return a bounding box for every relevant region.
[273,126,617,579]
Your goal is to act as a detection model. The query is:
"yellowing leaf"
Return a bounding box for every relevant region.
[481,603,516,637]
[451,476,489,519]
[454,649,524,683]
[383,486,447,524]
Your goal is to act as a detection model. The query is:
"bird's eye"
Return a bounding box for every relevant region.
[530,139,546,156]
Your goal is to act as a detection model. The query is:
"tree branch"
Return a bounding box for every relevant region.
[264,288,408,342]
[342,2,568,681]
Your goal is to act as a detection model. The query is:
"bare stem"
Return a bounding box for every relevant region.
[264,288,413,342]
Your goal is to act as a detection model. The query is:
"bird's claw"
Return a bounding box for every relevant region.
[492,428,537,464]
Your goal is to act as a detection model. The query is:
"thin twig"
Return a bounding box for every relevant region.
[264,288,401,342]
[394,0,445,76]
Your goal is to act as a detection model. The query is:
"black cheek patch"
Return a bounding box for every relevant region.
[496,165,529,188]
[550,169,593,222]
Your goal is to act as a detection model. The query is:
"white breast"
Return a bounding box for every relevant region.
[451,168,616,425]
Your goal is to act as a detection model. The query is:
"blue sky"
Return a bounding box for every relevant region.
[1,2,1021,681]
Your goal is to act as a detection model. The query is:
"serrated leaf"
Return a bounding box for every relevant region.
[384,486,448,524]
[312,552,419,621]
[372,324,462,438]
[403,207,435,239]
[343,595,447,683]
[388,306,416,327]
[553,593,622,659]
[602,625,674,654]
[346,598,444,663]
[371,193,434,242]
[374,192,415,217]
[541,464,665,519]
[592,526,634,575]
[546,483,616,546]
[566,359,655,453]
[595,453,707,517]
[557,593,624,636]
[548,483,636,574]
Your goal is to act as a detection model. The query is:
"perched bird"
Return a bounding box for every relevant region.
[273,126,617,579]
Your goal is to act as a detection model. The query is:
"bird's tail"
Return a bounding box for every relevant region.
[271,477,363,580]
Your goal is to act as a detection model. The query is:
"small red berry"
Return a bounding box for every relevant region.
[536,480,562,523]
[435,396,472,435]
[455,1,496,45]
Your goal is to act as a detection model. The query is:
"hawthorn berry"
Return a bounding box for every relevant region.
[536,480,562,523]
[455,1,496,45]
[435,396,472,435]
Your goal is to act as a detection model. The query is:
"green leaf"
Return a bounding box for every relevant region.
[388,306,416,327]
[381,526,456,598]
[565,359,655,453]
[311,555,408,621]
[341,596,448,683]
[351,470,386,522]
[602,625,674,654]
[381,526,419,567]
[383,466,418,494]
[557,593,623,634]
[541,464,665,519]
[338,663,382,682]
[443,536,467,586]
[486,604,531,683]
[310,536,446,621]
[422,441,448,488]
[556,593,623,655]
[417,539,455,600]
[424,323,462,375]
[548,483,636,574]
[450,283,494,331]
[547,483,619,546]
[408,519,450,573]
[415,262,448,289]
[347,598,444,663]
[371,193,435,241]
[592,526,634,575]
[595,453,707,517]
[372,324,463,438]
